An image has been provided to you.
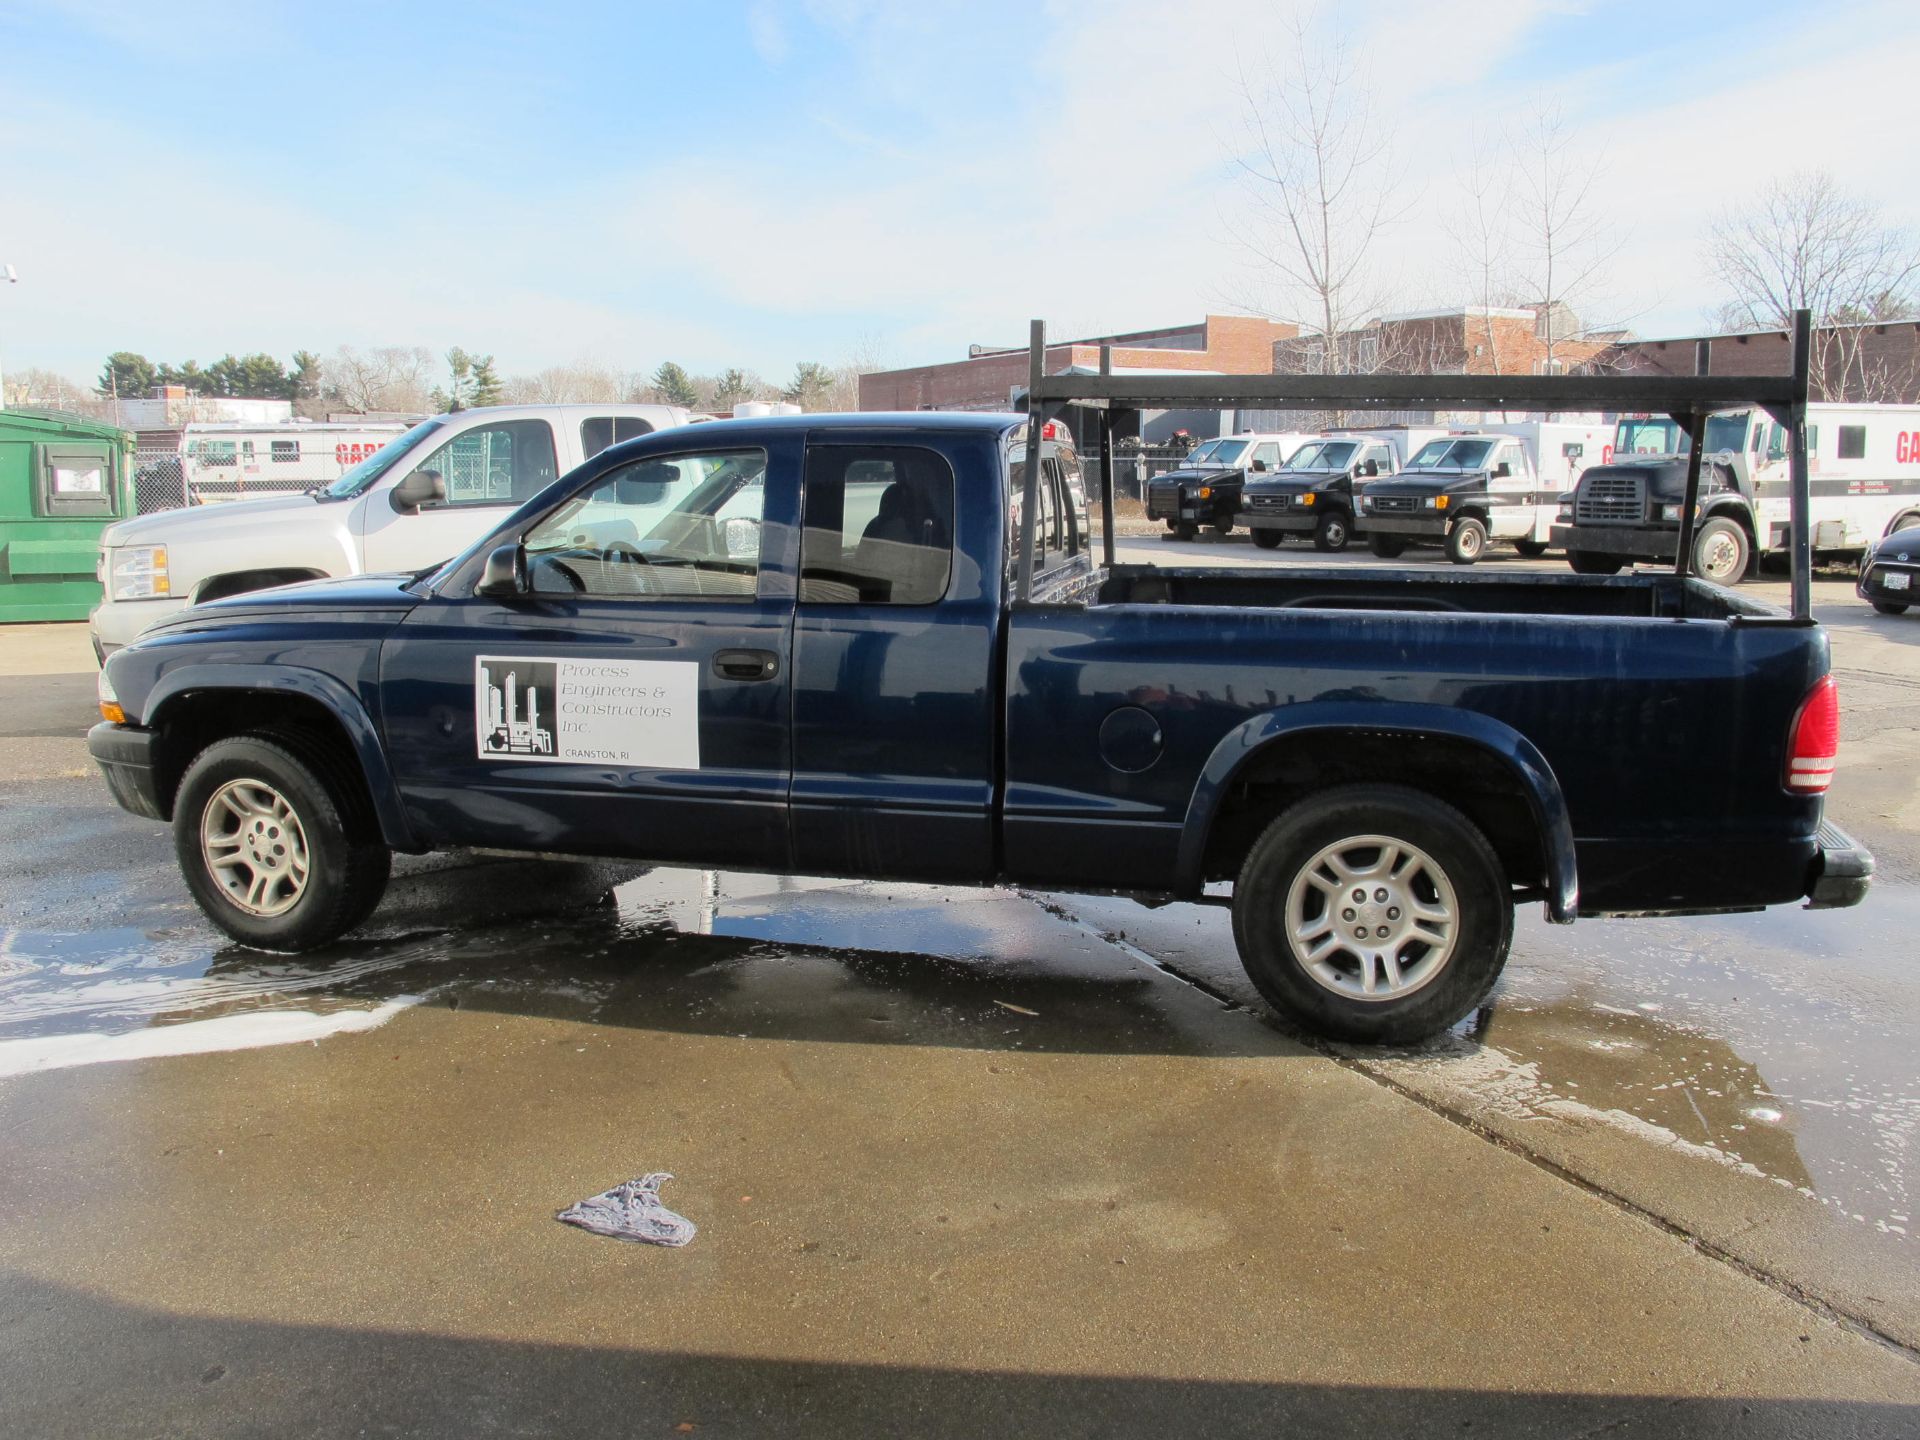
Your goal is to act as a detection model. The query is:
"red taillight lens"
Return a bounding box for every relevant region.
[1786,674,1839,794]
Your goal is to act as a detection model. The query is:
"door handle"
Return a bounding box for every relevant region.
[714,649,779,682]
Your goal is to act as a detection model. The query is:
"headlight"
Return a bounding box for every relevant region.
[1300,493,1315,506]
[1361,497,1374,511]
[1556,502,1573,520]
[1661,504,1682,521]
[96,665,125,725]
[109,545,170,601]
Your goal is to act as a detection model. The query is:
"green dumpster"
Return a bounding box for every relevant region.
[0,410,137,623]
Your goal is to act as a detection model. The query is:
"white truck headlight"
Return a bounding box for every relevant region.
[1661,503,1682,521]
[109,546,170,601]
[1556,502,1573,521]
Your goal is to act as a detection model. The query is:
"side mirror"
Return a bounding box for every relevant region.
[1251,459,1268,472]
[391,470,447,514]
[475,543,527,598]
[1493,462,1512,479]
[1362,460,1380,477]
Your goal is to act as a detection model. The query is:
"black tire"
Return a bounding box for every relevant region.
[1567,550,1623,575]
[1169,521,1197,542]
[1513,539,1550,559]
[1872,601,1910,615]
[1251,529,1283,550]
[173,735,391,951]
[1692,516,1751,586]
[1231,784,1513,1045]
[1446,517,1488,565]
[1367,535,1407,559]
[1210,514,1234,536]
[1313,510,1352,553]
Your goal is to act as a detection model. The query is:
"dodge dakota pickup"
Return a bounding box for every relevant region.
[88,407,1872,1044]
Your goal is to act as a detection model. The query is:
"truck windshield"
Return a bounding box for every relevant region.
[1612,412,1751,458]
[1407,438,1494,470]
[1286,441,1355,471]
[317,418,443,500]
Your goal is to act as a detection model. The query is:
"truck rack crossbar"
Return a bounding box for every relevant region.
[1014,312,1817,621]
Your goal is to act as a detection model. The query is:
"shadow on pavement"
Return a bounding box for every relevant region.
[3,1272,1913,1440]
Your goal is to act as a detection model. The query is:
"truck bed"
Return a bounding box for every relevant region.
[1096,564,1782,622]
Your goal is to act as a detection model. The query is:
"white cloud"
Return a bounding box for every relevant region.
[747,1,789,64]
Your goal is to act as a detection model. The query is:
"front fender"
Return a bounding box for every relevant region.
[141,663,418,852]
[1178,700,1578,922]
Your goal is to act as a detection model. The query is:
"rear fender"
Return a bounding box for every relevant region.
[1180,700,1578,922]
[142,663,417,852]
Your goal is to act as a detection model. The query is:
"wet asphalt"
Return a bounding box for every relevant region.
[2,554,1918,1435]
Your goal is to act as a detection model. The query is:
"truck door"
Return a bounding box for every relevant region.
[789,438,997,881]
[378,438,800,867]
[357,417,564,576]
[1489,442,1534,539]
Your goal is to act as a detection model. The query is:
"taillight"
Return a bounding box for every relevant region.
[1786,674,1839,794]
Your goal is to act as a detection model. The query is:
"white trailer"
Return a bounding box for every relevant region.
[175,421,410,504]
[1610,404,1920,558]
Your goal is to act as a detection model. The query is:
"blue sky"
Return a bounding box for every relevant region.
[3,0,1917,388]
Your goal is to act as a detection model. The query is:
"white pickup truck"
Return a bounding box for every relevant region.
[91,403,697,658]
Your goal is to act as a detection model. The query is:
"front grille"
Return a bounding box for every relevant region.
[1370,495,1418,513]
[1577,474,1643,524]
[1247,494,1286,509]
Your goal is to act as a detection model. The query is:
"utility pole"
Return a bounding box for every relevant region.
[0,263,17,407]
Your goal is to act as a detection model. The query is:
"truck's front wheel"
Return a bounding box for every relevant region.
[1567,550,1623,575]
[1446,517,1488,565]
[1366,535,1407,559]
[1251,529,1283,549]
[173,736,391,951]
[1313,511,1351,552]
[1692,517,1751,585]
[1231,785,1512,1044]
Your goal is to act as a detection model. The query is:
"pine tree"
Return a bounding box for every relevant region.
[651,361,699,408]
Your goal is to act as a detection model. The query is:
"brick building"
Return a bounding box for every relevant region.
[1284,304,1614,378]
[857,314,1300,412]
[1608,320,1920,403]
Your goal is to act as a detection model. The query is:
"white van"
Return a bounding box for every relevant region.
[92,403,696,657]
[172,421,412,504]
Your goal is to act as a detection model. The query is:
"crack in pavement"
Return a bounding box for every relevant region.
[1016,887,1920,1369]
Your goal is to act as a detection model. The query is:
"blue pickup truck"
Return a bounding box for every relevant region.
[88,409,1871,1043]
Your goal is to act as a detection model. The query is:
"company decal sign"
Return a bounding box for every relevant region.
[475,656,699,768]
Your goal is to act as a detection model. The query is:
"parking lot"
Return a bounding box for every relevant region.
[3,545,1919,1436]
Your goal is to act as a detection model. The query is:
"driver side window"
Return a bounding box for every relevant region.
[411,420,559,508]
[524,449,768,599]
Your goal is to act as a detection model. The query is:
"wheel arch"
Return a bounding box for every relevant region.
[1179,701,1578,922]
[139,664,419,852]
[191,567,332,605]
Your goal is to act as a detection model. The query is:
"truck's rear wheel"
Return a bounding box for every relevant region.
[1446,517,1488,565]
[1313,511,1351,552]
[1231,785,1512,1044]
[173,736,390,951]
[1871,601,1910,616]
[1513,539,1550,559]
[1567,551,1623,575]
[1251,529,1283,550]
[1367,535,1407,559]
[1692,517,1751,585]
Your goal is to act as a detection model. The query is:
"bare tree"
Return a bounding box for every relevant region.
[324,345,435,413]
[502,360,633,405]
[1706,171,1920,400]
[1510,104,1618,374]
[3,367,101,414]
[1443,131,1521,375]
[1232,20,1402,386]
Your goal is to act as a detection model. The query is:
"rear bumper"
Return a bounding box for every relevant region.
[1807,819,1873,909]
[88,721,166,821]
